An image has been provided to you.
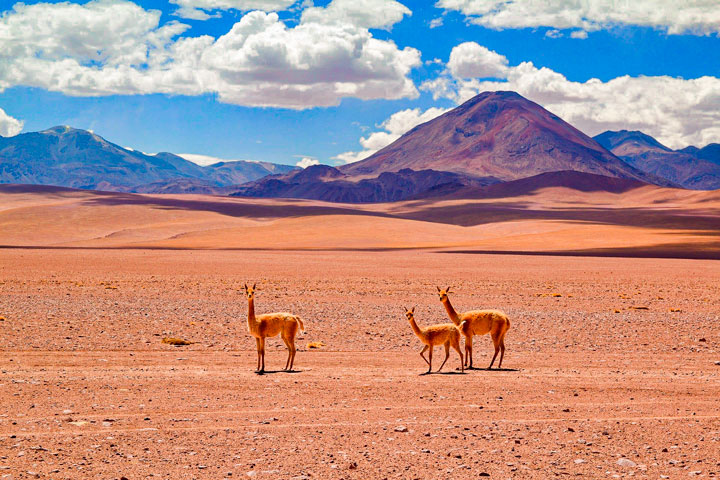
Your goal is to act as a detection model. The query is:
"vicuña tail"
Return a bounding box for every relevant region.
[296,316,305,333]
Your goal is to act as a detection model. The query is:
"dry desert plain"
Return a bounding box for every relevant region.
[1,184,720,479]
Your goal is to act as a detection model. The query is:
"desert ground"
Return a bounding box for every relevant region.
[1,186,719,479]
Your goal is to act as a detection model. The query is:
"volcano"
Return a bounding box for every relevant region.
[340,91,671,186]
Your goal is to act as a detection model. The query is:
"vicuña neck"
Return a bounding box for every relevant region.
[442,297,461,325]
[247,296,257,330]
[408,316,425,340]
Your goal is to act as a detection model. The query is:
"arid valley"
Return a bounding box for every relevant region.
[2,185,719,479]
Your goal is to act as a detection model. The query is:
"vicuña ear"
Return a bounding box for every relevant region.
[446,286,452,292]
[436,286,441,292]
[243,283,248,291]
[411,306,415,313]
[253,283,257,289]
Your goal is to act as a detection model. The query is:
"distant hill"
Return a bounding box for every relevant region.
[0,126,296,192]
[440,170,650,200]
[232,165,499,202]
[595,130,720,190]
[340,91,671,186]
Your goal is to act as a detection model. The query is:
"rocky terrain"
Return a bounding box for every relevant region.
[1,249,719,479]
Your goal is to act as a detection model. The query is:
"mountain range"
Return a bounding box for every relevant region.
[0,126,296,193]
[2,92,720,201]
[594,130,720,190]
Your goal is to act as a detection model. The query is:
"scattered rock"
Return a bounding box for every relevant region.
[617,458,637,467]
[394,426,408,433]
[162,337,193,346]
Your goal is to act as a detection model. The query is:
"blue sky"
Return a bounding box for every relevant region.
[1,0,720,167]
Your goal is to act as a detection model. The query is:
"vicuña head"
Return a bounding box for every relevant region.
[243,283,257,299]
[436,285,452,302]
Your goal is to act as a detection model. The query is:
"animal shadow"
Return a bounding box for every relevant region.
[255,369,303,375]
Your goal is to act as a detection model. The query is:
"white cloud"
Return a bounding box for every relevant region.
[437,0,720,35]
[0,107,23,137]
[429,16,444,28]
[300,0,411,30]
[447,41,508,79]
[570,29,588,39]
[545,29,562,39]
[179,153,257,165]
[334,106,449,163]
[296,157,320,168]
[422,41,720,148]
[0,0,420,109]
[170,0,296,20]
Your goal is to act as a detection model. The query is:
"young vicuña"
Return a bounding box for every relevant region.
[405,306,464,374]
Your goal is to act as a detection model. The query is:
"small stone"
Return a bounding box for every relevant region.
[394,426,408,433]
[617,458,637,467]
[479,473,490,477]
[574,459,586,464]
[246,471,256,477]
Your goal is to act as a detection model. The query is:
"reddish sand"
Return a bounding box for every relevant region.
[1,249,719,479]
[1,184,719,256]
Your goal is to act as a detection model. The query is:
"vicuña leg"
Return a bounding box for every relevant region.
[437,341,451,372]
[488,334,501,370]
[282,334,293,371]
[427,345,434,374]
[258,337,266,373]
[419,345,430,367]
[498,338,506,369]
[465,335,473,369]
[451,336,464,373]
[255,338,261,371]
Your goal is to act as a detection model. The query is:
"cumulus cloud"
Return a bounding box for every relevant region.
[436,0,720,35]
[0,107,23,137]
[300,0,411,30]
[0,0,420,109]
[570,29,588,39]
[421,41,720,148]
[447,42,508,79]
[170,0,296,20]
[334,106,449,163]
[296,157,320,168]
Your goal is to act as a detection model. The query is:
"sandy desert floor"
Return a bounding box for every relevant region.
[1,248,719,479]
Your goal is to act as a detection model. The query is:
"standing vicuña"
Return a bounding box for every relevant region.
[436,286,510,370]
[405,306,464,374]
[244,283,305,373]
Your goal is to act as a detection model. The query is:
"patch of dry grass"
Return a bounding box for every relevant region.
[306,341,326,349]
